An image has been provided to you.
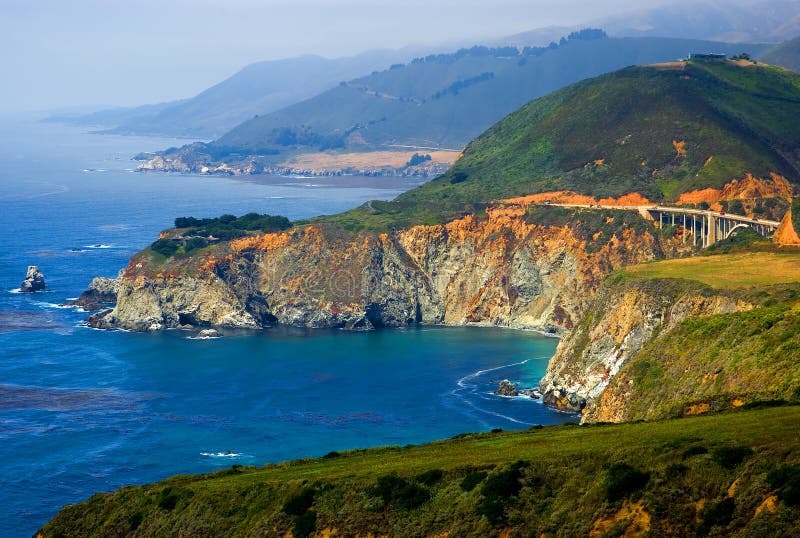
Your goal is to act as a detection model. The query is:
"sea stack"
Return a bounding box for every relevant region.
[20,265,46,292]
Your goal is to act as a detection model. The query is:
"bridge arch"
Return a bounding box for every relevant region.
[725,223,753,239]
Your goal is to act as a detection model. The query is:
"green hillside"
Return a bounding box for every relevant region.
[407,60,800,202]
[209,34,766,154]
[761,37,800,73]
[314,60,800,232]
[40,406,800,537]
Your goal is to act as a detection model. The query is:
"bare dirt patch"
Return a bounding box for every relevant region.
[281,151,460,172]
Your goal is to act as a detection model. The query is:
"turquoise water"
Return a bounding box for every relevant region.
[0,116,573,536]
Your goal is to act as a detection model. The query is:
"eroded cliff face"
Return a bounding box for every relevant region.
[675,173,792,218]
[539,278,753,421]
[90,206,670,334]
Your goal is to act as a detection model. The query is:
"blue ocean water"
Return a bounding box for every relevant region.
[0,116,574,536]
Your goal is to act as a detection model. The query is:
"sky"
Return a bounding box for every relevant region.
[0,0,676,113]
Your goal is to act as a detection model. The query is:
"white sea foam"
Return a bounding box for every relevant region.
[448,357,557,426]
[201,451,242,458]
[34,301,86,313]
[82,244,114,249]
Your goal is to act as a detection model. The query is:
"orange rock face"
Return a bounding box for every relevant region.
[775,209,800,246]
[676,174,792,212]
[503,191,652,207]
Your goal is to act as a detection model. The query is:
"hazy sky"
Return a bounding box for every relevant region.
[0,0,681,112]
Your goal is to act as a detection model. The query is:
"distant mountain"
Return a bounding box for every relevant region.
[42,100,185,130]
[760,36,800,71]
[204,34,767,156]
[45,50,416,138]
[599,0,800,43]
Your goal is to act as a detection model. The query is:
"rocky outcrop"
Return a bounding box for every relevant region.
[88,270,267,332]
[65,276,119,310]
[495,380,519,397]
[89,205,674,332]
[676,174,792,218]
[539,278,753,421]
[20,266,46,292]
[774,198,800,246]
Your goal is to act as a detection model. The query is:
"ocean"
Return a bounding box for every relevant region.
[0,116,575,536]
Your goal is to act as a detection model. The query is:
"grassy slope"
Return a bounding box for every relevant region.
[599,249,800,421]
[41,406,800,537]
[217,38,767,151]
[622,251,800,289]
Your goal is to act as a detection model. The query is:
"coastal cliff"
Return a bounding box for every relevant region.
[539,278,752,415]
[90,205,675,333]
[540,251,800,423]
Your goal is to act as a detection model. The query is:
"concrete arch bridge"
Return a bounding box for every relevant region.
[543,202,781,248]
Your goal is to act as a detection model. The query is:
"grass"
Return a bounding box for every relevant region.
[620,251,800,289]
[41,406,800,537]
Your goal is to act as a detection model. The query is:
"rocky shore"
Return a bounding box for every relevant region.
[135,150,452,179]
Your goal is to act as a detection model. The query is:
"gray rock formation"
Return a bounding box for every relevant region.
[494,380,519,397]
[65,276,120,310]
[20,266,46,292]
[198,329,222,338]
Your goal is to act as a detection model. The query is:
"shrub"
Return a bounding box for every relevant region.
[767,465,800,506]
[682,446,709,459]
[370,473,430,510]
[393,483,430,510]
[293,510,317,538]
[415,469,444,486]
[172,213,292,239]
[322,451,340,459]
[665,463,689,479]
[406,153,432,167]
[712,446,753,469]
[282,487,316,516]
[698,497,735,535]
[156,487,179,510]
[478,461,527,525]
[450,172,468,184]
[151,238,179,258]
[127,512,143,530]
[371,473,408,504]
[184,237,207,252]
[460,471,488,492]
[604,463,650,501]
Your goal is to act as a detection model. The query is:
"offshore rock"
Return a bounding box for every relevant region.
[20,266,46,292]
[494,380,519,397]
[198,329,222,338]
